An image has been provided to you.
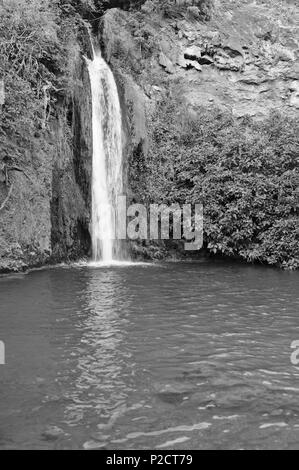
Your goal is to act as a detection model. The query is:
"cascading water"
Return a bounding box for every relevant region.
[86,49,124,263]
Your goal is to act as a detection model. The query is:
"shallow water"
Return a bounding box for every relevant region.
[0,260,299,449]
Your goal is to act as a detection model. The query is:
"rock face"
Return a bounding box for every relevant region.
[0,51,92,273]
[99,0,299,125]
[50,58,92,265]
[96,1,298,262]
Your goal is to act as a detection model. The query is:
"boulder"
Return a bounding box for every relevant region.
[177,56,202,71]
[184,45,202,61]
[185,59,202,71]
[159,52,176,74]
[222,38,244,58]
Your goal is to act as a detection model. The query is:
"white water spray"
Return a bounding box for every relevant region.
[87,49,124,262]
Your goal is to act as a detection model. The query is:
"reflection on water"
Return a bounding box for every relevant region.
[0,261,299,449]
[65,270,130,426]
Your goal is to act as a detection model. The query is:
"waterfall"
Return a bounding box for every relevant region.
[86,49,124,263]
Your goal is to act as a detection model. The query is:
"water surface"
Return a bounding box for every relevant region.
[0,261,299,449]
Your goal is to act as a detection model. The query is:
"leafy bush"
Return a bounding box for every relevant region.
[0,0,82,167]
[133,103,299,269]
[0,0,57,129]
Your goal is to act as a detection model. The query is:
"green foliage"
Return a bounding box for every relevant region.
[0,0,57,128]
[134,103,299,269]
[126,13,157,60]
[0,0,82,165]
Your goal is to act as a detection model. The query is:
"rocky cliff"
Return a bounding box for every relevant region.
[0,64,92,272]
[0,6,93,272]
[101,0,299,147]
[0,0,298,271]
[98,0,299,265]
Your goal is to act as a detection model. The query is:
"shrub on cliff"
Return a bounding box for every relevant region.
[0,0,82,167]
[0,0,58,129]
[138,104,299,269]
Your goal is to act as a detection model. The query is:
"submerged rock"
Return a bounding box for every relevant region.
[42,426,66,441]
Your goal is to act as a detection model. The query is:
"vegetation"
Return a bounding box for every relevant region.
[130,102,299,269]
[0,0,86,175]
[0,0,213,160]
